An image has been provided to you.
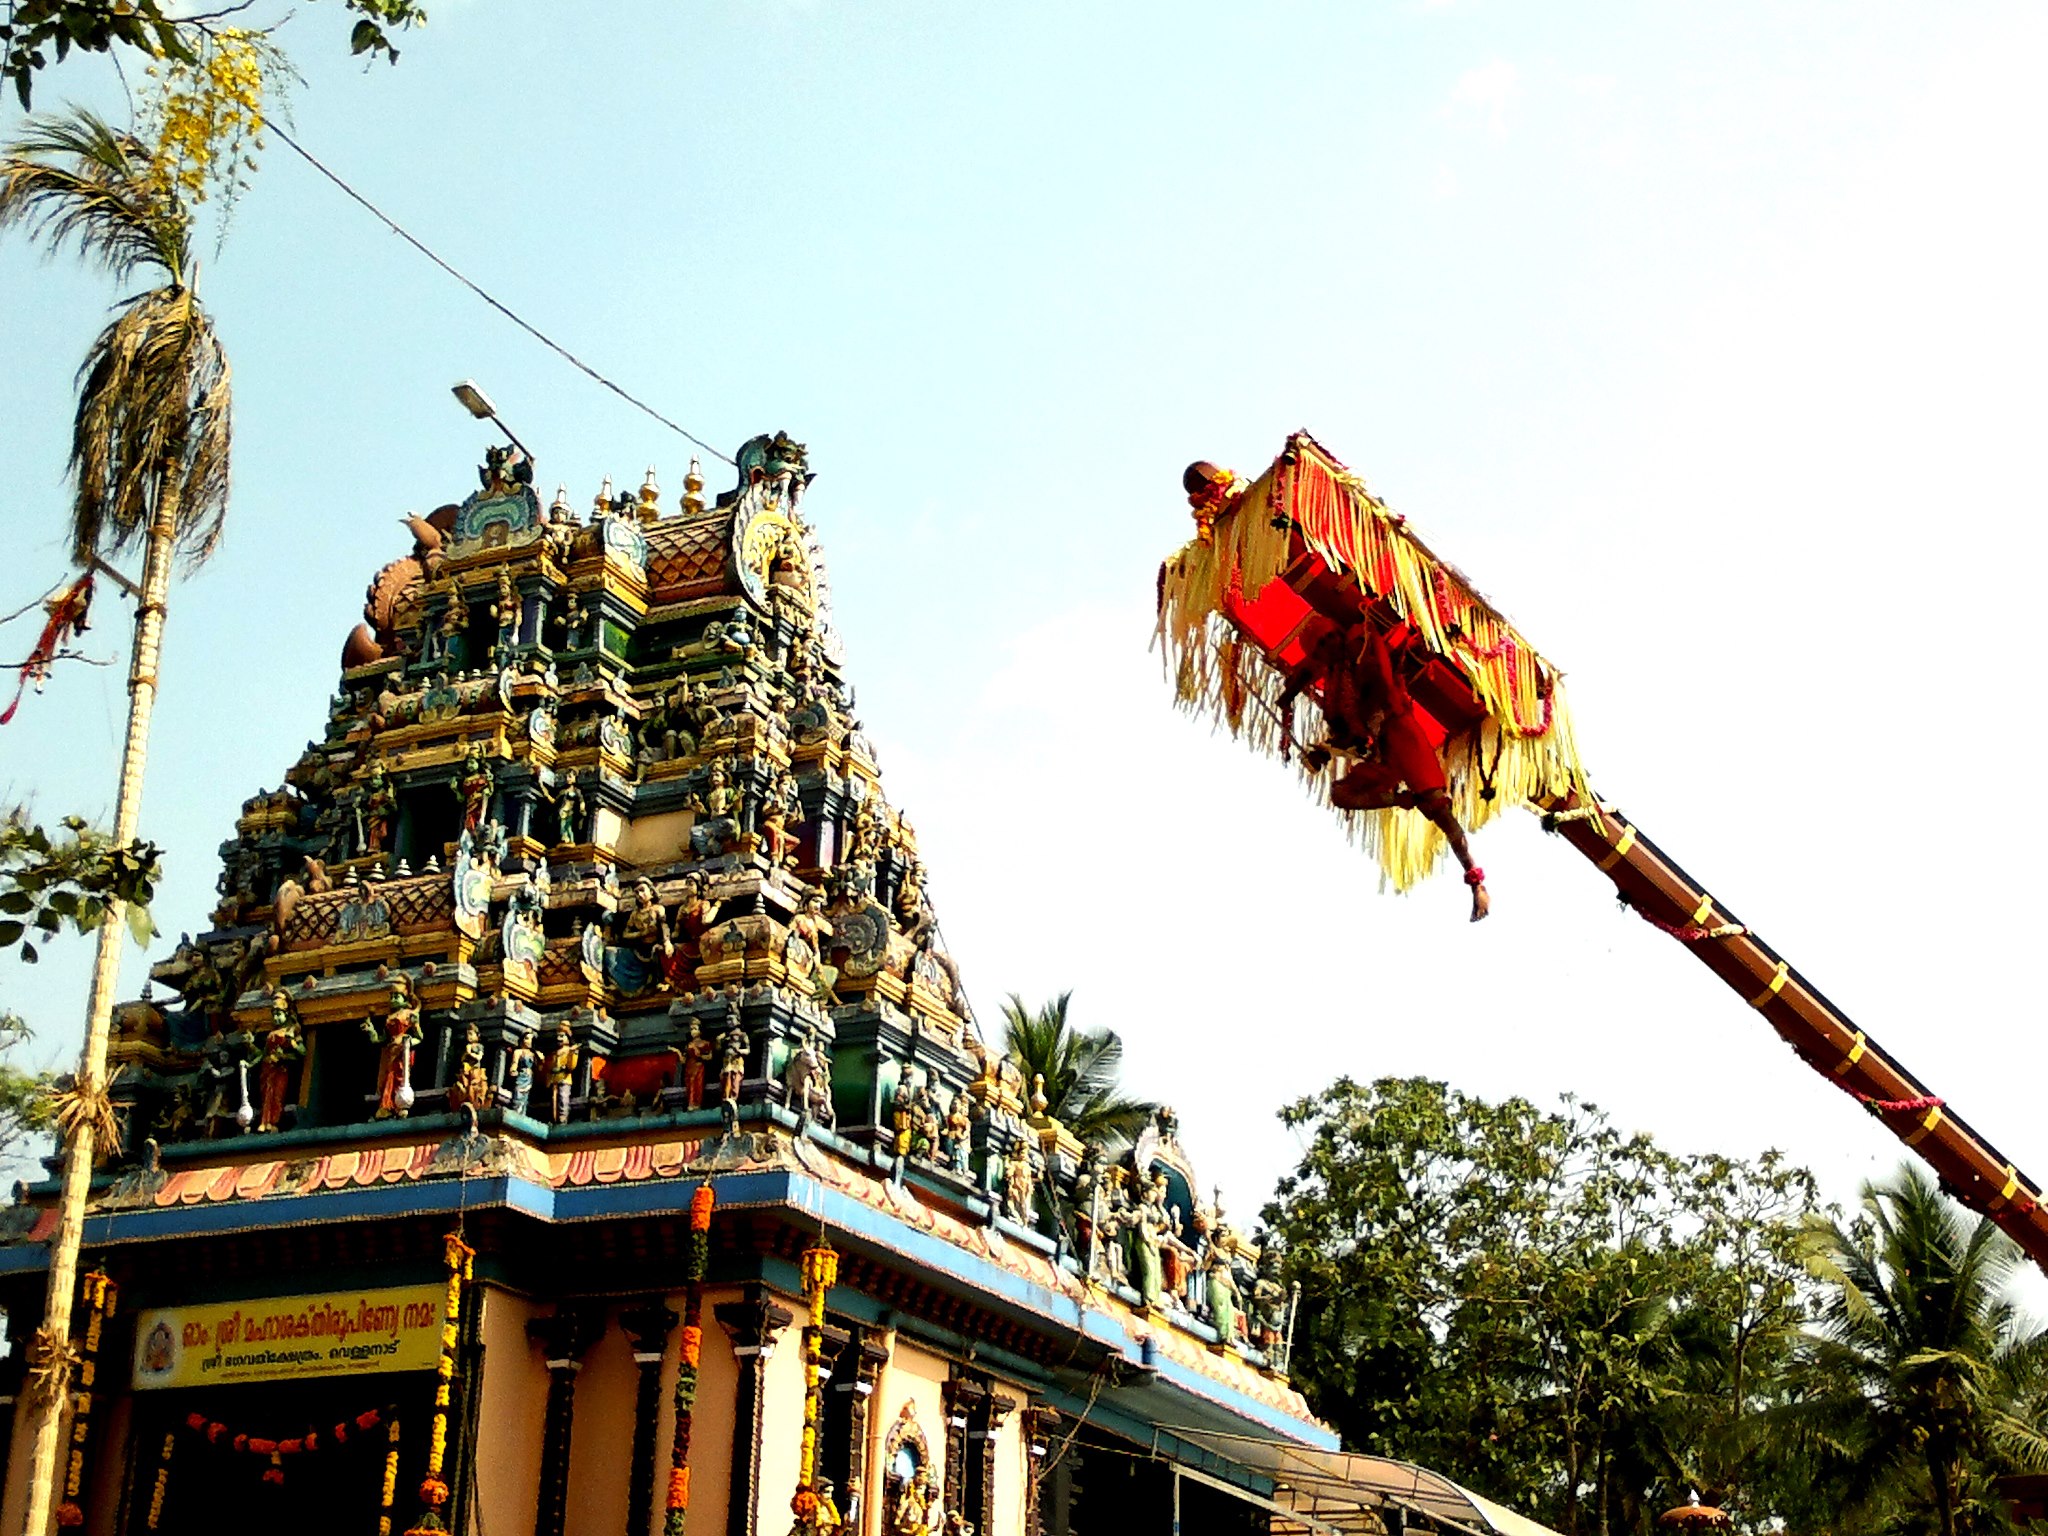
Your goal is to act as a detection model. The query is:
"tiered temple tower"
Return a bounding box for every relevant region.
[0,436,1335,1536]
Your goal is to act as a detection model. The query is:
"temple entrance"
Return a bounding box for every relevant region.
[127,1374,435,1536]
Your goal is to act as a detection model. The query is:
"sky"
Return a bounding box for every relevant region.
[2,2,2046,1277]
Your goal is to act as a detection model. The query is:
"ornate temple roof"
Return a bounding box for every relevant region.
[2,428,1322,1446]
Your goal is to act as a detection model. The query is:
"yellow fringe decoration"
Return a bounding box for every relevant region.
[1157,433,1594,890]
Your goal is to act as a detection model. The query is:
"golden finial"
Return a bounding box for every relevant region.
[637,466,661,525]
[593,476,614,519]
[682,458,706,516]
[549,484,572,521]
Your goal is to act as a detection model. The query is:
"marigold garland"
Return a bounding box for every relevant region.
[380,1417,403,1536]
[794,1234,839,1521]
[662,1185,715,1536]
[56,1268,117,1528]
[145,1433,174,1531]
[406,1233,473,1536]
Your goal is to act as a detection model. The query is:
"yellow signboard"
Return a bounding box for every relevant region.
[131,1285,446,1391]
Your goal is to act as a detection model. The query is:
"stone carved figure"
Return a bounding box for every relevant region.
[362,976,423,1119]
[255,990,304,1134]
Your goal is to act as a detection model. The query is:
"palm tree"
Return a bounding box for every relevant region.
[999,991,1155,1148]
[1776,1164,2048,1536]
[1,107,231,1534]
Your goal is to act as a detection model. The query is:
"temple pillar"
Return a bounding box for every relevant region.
[618,1298,678,1536]
[526,1303,605,1536]
[714,1289,792,1536]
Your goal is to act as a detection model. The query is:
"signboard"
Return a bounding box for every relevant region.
[131,1285,445,1391]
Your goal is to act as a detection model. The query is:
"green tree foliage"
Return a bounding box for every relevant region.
[0,811,160,963]
[0,1012,57,1173]
[0,0,424,109]
[1263,1076,1821,1536]
[1,109,233,568]
[1776,1164,2048,1536]
[999,991,1156,1148]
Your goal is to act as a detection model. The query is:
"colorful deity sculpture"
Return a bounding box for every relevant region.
[718,1003,750,1134]
[362,976,423,1119]
[656,1019,705,1113]
[360,759,396,857]
[1203,1224,1243,1343]
[198,1022,257,1137]
[447,1022,493,1115]
[452,741,495,833]
[506,1031,538,1118]
[783,1026,834,1128]
[254,990,304,1134]
[1127,1173,1172,1310]
[553,769,591,846]
[547,1021,580,1125]
[619,878,674,983]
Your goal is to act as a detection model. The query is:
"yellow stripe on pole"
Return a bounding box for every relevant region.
[1691,894,1714,925]
[1598,826,1637,870]
[1749,962,1789,1007]
[1907,1105,1943,1146]
[1834,1032,1867,1074]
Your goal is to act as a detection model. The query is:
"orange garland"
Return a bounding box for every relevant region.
[663,1185,715,1536]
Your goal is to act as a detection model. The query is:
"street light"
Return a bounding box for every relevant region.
[451,379,533,460]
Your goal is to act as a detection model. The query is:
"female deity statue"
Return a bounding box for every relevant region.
[255,990,304,1134]
[506,1031,538,1118]
[1127,1173,1172,1311]
[680,1018,717,1111]
[362,977,422,1119]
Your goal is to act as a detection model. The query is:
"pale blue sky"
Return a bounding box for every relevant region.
[3,3,2045,1247]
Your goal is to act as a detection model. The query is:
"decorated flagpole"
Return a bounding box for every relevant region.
[22,496,180,1536]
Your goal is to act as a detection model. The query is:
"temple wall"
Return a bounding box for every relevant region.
[872,1337,949,1528]
[475,1285,550,1536]
[564,1316,637,1536]
[991,1381,1029,1536]
[752,1287,809,1536]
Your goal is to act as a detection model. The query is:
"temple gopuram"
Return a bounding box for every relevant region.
[0,432,1501,1536]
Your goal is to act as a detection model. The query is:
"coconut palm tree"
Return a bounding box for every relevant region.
[1,107,231,1534]
[999,991,1155,1148]
[1776,1164,2048,1536]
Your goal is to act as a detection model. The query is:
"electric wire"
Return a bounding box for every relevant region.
[268,123,735,467]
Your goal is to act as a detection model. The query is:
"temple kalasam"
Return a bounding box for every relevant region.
[0,436,1547,1535]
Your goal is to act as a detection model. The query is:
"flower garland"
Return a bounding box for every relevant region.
[144,1433,174,1531]
[663,1185,715,1536]
[380,1417,403,1536]
[55,1268,117,1528]
[408,1232,474,1536]
[793,1233,840,1526]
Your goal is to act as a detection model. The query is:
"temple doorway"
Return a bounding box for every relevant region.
[127,1374,434,1536]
